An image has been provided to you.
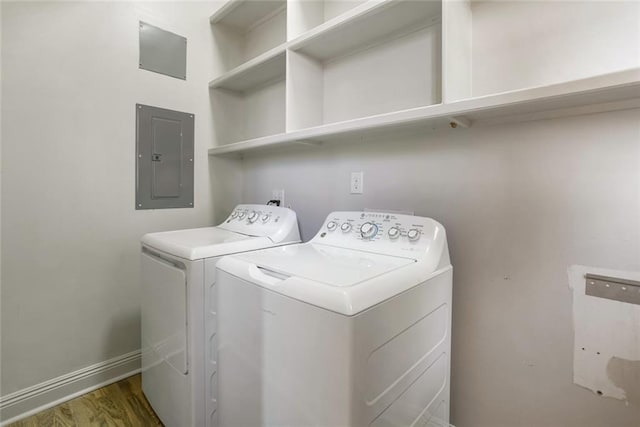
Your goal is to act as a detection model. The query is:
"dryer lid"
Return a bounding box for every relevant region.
[142,226,270,260]
[232,242,415,287]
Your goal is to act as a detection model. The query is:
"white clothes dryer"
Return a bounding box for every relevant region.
[215,211,452,427]
[140,204,300,427]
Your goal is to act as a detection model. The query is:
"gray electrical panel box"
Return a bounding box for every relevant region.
[139,21,187,80]
[136,104,194,210]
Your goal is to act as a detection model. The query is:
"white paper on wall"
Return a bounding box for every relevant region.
[568,265,640,405]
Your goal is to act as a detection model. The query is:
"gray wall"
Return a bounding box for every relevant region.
[240,109,640,426]
[1,1,217,395]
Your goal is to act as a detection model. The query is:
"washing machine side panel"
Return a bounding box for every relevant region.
[217,269,355,427]
[353,268,453,426]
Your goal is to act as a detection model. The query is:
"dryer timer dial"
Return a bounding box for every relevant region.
[407,229,421,241]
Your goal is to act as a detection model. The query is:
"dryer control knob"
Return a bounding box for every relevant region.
[238,211,247,220]
[231,211,239,219]
[261,214,271,223]
[360,222,378,239]
[407,229,421,241]
[388,227,401,239]
[341,222,352,232]
[248,211,259,223]
[327,221,338,231]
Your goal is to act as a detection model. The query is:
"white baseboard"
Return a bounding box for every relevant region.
[0,350,141,426]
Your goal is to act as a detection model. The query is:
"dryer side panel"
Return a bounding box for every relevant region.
[204,256,222,427]
[141,251,188,373]
[141,250,189,427]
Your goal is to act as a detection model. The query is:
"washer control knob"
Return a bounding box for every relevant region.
[327,221,338,231]
[247,211,259,223]
[388,227,401,239]
[237,211,247,220]
[231,211,239,219]
[341,222,352,232]
[407,229,421,241]
[261,214,271,223]
[360,222,378,239]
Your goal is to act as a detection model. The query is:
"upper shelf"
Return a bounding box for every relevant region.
[208,0,442,90]
[208,68,640,156]
[208,46,286,92]
[290,0,442,61]
[210,0,286,32]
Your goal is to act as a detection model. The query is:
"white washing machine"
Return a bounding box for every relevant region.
[215,211,452,427]
[140,204,300,427]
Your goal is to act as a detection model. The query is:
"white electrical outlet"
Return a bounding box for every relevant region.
[350,172,364,194]
[272,189,285,206]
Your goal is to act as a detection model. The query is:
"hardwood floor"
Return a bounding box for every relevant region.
[9,374,163,427]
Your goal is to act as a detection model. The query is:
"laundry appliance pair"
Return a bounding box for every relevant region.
[140,205,452,427]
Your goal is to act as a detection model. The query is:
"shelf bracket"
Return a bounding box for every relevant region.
[585,273,640,305]
[448,116,472,129]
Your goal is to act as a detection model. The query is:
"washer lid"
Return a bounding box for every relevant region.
[142,226,269,260]
[232,242,415,287]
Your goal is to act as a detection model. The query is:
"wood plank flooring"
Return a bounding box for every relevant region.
[9,374,163,427]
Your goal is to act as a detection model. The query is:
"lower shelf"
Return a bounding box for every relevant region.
[208,68,640,157]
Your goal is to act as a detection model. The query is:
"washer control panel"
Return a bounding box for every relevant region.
[311,211,444,259]
[218,204,299,239]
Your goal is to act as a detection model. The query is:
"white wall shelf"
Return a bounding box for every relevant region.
[209,46,286,92]
[210,0,287,73]
[287,0,369,40]
[284,0,442,131]
[441,0,640,102]
[210,77,286,145]
[208,69,640,156]
[209,0,441,94]
[208,0,640,157]
[210,0,286,30]
[289,0,441,62]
